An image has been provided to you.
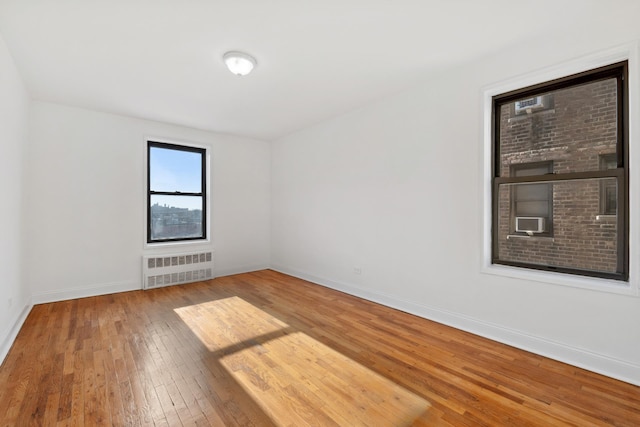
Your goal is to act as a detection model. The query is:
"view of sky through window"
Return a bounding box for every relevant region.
[150,146,202,210]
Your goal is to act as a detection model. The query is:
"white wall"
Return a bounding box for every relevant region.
[4,4,640,386]
[25,102,271,302]
[0,34,31,361]
[271,22,640,383]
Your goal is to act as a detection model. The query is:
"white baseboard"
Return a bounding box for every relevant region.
[270,264,640,387]
[31,280,141,305]
[28,264,269,306]
[214,264,271,278]
[0,299,33,367]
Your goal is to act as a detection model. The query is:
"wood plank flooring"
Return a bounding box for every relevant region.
[1,270,638,426]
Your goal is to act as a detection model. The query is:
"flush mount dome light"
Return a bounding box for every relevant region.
[223,51,257,76]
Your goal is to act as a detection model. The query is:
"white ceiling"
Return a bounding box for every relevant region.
[0,1,624,140]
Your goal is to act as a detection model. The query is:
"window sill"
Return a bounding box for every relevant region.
[144,238,211,251]
[595,214,617,222]
[482,263,637,296]
[506,234,554,242]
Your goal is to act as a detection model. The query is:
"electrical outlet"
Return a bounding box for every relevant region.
[353,267,362,275]
[8,297,13,308]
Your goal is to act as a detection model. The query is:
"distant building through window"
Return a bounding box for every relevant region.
[492,62,628,280]
[147,141,207,243]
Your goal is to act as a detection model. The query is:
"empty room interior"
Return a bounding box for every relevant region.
[1,1,640,425]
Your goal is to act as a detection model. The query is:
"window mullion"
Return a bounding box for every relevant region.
[616,174,627,274]
[496,169,623,185]
[150,191,203,197]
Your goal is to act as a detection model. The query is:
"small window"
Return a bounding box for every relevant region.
[492,62,628,280]
[511,162,553,235]
[514,95,553,115]
[147,141,207,243]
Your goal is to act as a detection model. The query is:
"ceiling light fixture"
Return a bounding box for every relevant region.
[223,51,257,76]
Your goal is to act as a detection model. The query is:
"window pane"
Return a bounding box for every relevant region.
[514,165,550,177]
[150,146,202,193]
[602,184,617,214]
[516,198,549,216]
[497,178,618,274]
[512,163,552,218]
[515,183,549,201]
[499,78,618,176]
[600,153,617,214]
[150,195,203,240]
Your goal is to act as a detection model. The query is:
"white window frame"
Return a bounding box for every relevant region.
[144,136,212,249]
[481,43,640,296]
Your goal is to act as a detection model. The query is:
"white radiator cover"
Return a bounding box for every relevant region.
[142,251,214,290]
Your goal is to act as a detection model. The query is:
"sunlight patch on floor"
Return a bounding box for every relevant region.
[175,297,431,426]
[175,296,289,352]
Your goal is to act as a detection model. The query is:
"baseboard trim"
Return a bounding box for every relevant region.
[270,265,640,386]
[214,264,271,278]
[0,300,33,367]
[28,264,270,305]
[31,280,141,305]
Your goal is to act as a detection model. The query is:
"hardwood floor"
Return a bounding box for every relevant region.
[1,270,638,426]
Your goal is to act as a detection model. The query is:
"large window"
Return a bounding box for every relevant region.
[147,141,207,243]
[492,62,628,280]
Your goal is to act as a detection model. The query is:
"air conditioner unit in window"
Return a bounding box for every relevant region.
[514,96,549,115]
[515,217,545,234]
